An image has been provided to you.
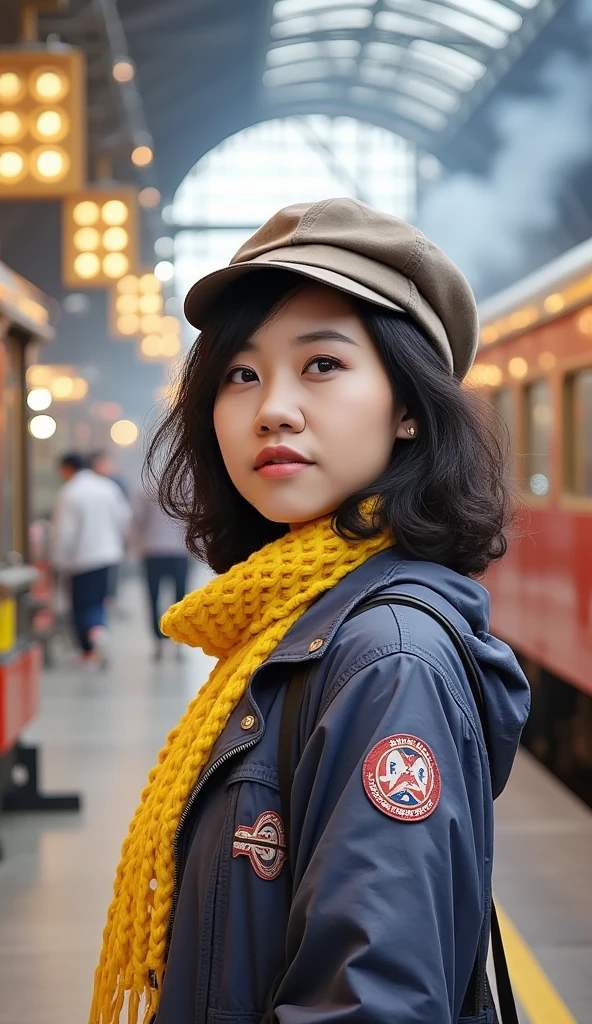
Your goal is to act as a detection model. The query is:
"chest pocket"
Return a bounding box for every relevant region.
[206,764,292,1022]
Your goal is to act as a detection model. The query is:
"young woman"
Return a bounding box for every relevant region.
[90,199,530,1024]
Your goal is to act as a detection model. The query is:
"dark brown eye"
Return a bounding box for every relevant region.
[306,357,341,375]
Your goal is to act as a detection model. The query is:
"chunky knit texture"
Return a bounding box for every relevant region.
[89,515,393,1024]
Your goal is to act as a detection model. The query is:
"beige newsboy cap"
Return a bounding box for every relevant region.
[184,197,479,379]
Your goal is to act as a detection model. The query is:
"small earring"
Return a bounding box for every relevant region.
[407,426,416,437]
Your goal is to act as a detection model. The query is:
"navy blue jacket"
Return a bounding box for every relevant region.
[155,549,530,1024]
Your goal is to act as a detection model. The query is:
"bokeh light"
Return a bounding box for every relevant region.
[27,387,52,411]
[111,419,138,445]
[29,414,57,439]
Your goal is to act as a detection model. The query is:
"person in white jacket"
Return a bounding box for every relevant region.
[53,453,132,663]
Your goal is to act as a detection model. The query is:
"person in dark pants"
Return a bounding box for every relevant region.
[132,487,190,660]
[53,453,132,666]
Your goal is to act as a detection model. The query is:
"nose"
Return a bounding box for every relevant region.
[253,378,305,435]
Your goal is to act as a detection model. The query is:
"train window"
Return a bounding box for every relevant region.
[492,387,513,441]
[567,369,592,495]
[524,379,552,497]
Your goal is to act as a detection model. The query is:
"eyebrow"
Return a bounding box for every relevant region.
[241,329,358,352]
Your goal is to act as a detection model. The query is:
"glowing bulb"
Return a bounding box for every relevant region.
[117,275,139,295]
[116,314,141,335]
[138,294,162,314]
[52,376,74,398]
[101,200,128,226]
[111,419,138,445]
[103,227,128,251]
[0,72,23,101]
[32,70,67,101]
[140,335,163,357]
[139,187,161,208]
[112,59,135,83]
[508,357,528,380]
[155,261,174,282]
[29,414,57,439]
[131,145,153,167]
[34,148,68,180]
[139,273,160,294]
[73,201,100,226]
[73,252,101,279]
[27,387,52,411]
[73,227,100,251]
[160,334,181,357]
[140,314,162,333]
[0,150,25,179]
[116,294,139,314]
[0,111,23,140]
[159,315,180,333]
[103,253,129,278]
[34,108,67,141]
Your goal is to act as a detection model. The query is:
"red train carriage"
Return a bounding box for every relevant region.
[472,239,592,802]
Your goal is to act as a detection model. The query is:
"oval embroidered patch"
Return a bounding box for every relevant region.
[362,734,441,822]
[232,810,287,880]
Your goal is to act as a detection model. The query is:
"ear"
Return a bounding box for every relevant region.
[394,406,419,441]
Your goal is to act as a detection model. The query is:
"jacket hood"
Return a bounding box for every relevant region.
[391,558,530,798]
[270,549,530,801]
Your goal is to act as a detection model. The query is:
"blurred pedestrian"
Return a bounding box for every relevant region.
[132,486,189,660]
[53,452,132,666]
[88,450,129,609]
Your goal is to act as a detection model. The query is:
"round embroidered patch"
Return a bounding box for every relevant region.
[362,734,441,822]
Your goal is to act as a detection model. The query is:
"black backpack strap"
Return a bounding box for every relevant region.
[279,591,519,1024]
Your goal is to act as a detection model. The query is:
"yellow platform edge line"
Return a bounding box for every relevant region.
[496,901,579,1024]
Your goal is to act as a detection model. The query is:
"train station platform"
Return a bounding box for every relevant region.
[0,570,590,1024]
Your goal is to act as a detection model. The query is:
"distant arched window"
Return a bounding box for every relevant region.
[169,115,417,303]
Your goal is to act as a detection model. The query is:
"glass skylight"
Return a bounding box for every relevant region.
[263,0,555,143]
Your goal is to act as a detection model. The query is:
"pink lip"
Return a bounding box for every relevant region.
[256,462,311,479]
[254,445,313,471]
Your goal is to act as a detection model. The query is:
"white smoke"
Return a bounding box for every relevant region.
[417,4,592,299]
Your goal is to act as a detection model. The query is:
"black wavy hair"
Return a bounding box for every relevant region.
[146,269,512,576]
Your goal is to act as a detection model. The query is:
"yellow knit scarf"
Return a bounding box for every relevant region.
[89,514,393,1024]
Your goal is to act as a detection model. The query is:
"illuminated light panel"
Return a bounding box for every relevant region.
[538,352,556,371]
[480,305,539,345]
[29,414,56,439]
[508,357,528,379]
[111,419,138,445]
[131,145,153,167]
[73,227,100,251]
[116,313,141,335]
[73,252,100,279]
[0,111,24,141]
[0,72,24,101]
[73,200,100,225]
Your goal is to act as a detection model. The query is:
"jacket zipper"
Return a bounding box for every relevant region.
[164,733,261,960]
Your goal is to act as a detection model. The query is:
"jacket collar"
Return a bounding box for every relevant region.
[264,547,404,666]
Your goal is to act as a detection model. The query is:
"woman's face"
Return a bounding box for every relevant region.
[213,284,417,526]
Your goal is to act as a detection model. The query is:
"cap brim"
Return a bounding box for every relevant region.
[184,257,403,329]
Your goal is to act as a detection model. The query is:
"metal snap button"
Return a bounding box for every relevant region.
[240,714,257,730]
[308,638,324,653]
